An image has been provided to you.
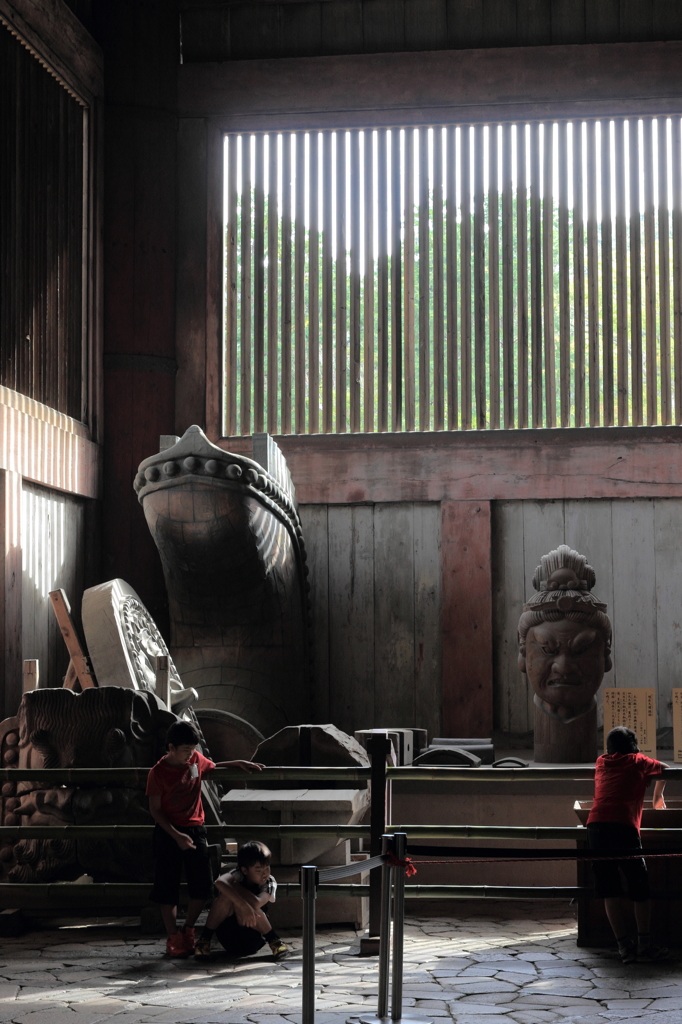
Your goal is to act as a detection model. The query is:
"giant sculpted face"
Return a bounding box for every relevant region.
[518,552,612,723]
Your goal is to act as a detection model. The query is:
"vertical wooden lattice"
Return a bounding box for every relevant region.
[225,116,682,434]
[0,23,85,419]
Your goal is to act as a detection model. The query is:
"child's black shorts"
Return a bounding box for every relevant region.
[215,914,267,957]
[586,822,650,902]
[149,824,214,905]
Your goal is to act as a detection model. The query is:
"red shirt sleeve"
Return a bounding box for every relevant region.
[145,765,162,796]
[196,750,216,777]
[637,754,664,776]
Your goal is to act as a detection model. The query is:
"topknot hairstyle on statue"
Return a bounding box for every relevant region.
[518,544,612,663]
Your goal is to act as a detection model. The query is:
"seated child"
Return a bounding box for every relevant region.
[194,840,289,961]
[146,721,264,958]
[587,726,668,964]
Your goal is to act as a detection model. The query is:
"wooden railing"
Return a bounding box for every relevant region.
[1,762,681,911]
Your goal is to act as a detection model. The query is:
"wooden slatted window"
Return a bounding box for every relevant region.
[0,22,86,420]
[224,117,682,435]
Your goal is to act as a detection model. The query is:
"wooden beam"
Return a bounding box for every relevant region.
[441,500,493,737]
[62,659,78,689]
[48,590,96,689]
[179,41,682,129]
[0,0,103,103]
[220,426,682,504]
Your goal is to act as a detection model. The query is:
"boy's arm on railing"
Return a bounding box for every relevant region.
[210,759,265,773]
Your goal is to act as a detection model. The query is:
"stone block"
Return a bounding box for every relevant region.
[221,787,370,864]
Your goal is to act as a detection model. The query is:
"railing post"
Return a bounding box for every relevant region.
[301,864,318,1024]
[390,833,406,1021]
[355,833,394,1024]
[357,833,431,1024]
[377,833,392,1017]
[363,733,390,954]
[391,832,432,1024]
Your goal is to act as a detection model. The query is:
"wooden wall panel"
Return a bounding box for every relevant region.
[492,500,530,734]
[301,502,441,739]
[413,503,442,738]
[441,500,492,737]
[611,498,657,689]
[0,386,99,499]
[298,504,330,722]
[654,499,682,735]
[374,503,416,725]
[21,483,85,690]
[492,498,682,735]
[327,505,375,733]
[564,500,615,695]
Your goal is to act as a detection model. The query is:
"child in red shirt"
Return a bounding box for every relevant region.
[587,726,667,963]
[146,720,263,957]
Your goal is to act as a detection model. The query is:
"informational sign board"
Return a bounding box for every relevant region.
[603,688,656,758]
[672,689,682,763]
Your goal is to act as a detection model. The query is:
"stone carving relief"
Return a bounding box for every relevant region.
[82,579,194,710]
[0,687,176,884]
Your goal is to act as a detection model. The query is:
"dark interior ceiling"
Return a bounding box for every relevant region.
[67,2,682,63]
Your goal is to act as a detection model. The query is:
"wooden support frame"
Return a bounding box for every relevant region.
[48,589,96,689]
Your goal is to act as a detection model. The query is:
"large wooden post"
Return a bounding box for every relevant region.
[441,500,493,738]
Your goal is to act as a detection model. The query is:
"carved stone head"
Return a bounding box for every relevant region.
[517,545,612,723]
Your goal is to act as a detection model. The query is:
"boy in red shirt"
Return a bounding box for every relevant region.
[587,726,667,964]
[146,720,264,957]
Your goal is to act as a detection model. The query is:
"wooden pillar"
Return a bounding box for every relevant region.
[441,500,493,737]
[0,471,23,719]
[97,1,179,628]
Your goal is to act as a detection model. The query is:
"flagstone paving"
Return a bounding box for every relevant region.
[0,907,678,1024]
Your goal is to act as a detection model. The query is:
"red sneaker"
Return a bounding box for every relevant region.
[182,927,196,954]
[166,932,187,958]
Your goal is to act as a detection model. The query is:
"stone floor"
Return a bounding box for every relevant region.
[0,907,679,1024]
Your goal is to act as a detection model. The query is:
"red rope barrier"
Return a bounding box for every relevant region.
[386,851,418,876]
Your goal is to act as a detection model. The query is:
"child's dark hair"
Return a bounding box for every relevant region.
[606,726,639,755]
[238,840,272,869]
[166,720,200,748]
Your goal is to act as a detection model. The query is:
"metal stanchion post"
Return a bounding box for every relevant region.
[301,865,318,1024]
[357,834,393,1024]
[363,734,391,955]
[391,833,432,1024]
